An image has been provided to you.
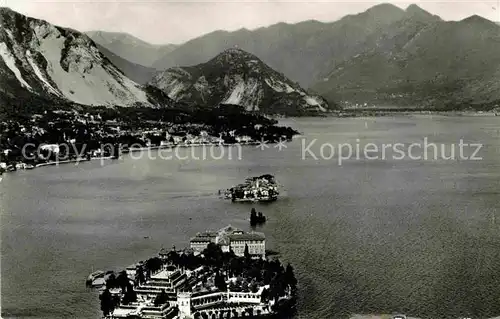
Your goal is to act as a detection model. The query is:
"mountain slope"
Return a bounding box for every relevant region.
[0,7,168,108]
[151,3,408,87]
[149,48,331,115]
[86,31,177,67]
[313,12,500,108]
[93,42,157,84]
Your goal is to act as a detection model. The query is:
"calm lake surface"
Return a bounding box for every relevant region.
[1,116,500,319]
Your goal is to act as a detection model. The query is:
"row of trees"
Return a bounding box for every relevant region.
[250,208,266,226]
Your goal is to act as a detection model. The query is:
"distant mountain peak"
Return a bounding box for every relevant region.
[404,4,442,22]
[222,47,248,54]
[406,4,431,16]
[86,30,178,68]
[149,49,331,115]
[213,48,258,64]
[0,6,16,16]
[461,14,497,25]
[366,3,404,13]
[341,3,407,31]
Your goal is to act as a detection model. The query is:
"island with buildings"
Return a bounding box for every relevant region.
[222,175,280,203]
[89,225,297,319]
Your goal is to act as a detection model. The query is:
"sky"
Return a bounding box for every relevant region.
[2,0,500,44]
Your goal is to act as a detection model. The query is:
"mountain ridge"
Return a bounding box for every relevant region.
[312,12,500,109]
[149,48,332,115]
[148,3,459,88]
[86,30,177,67]
[0,7,172,109]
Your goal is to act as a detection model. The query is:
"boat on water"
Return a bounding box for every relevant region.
[222,174,280,203]
[86,270,105,285]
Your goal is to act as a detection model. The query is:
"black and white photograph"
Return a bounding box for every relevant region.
[0,1,499,319]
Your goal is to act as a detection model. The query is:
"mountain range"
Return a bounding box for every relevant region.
[313,12,500,108]
[0,7,329,116]
[2,3,500,115]
[90,3,500,110]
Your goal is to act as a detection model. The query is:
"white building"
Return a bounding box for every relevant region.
[189,225,266,259]
[40,144,60,154]
[177,286,269,319]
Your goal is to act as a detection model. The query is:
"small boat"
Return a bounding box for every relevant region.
[86,270,105,285]
[91,277,106,288]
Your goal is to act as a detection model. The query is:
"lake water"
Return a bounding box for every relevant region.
[1,116,500,319]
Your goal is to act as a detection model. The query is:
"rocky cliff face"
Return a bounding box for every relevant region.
[149,48,331,115]
[0,7,164,107]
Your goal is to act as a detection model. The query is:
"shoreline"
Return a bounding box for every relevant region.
[122,141,260,154]
[0,141,267,176]
[328,110,499,117]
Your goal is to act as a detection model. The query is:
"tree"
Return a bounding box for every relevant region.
[250,282,259,293]
[261,288,269,303]
[250,208,257,226]
[145,257,163,274]
[214,271,227,291]
[246,307,254,317]
[167,250,180,265]
[117,270,129,291]
[135,265,145,285]
[122,283,137,305]
[244,244,250,261]
[99,288,115,316]
[258,212,265,223]
[203,242,224,267]
[106,273,117,289]
[154,289,169,306]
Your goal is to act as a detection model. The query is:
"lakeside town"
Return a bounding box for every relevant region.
[87,225,297,319]
[0,105,298,174]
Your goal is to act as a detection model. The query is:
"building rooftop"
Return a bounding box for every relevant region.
[190,236,215,243]
[191,225,265,245]
[150,268,180,280]
[228,232,265,242]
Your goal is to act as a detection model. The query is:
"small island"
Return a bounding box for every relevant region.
[90,226,297,319]
[223,175,280,203]
[250,208,266,226]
